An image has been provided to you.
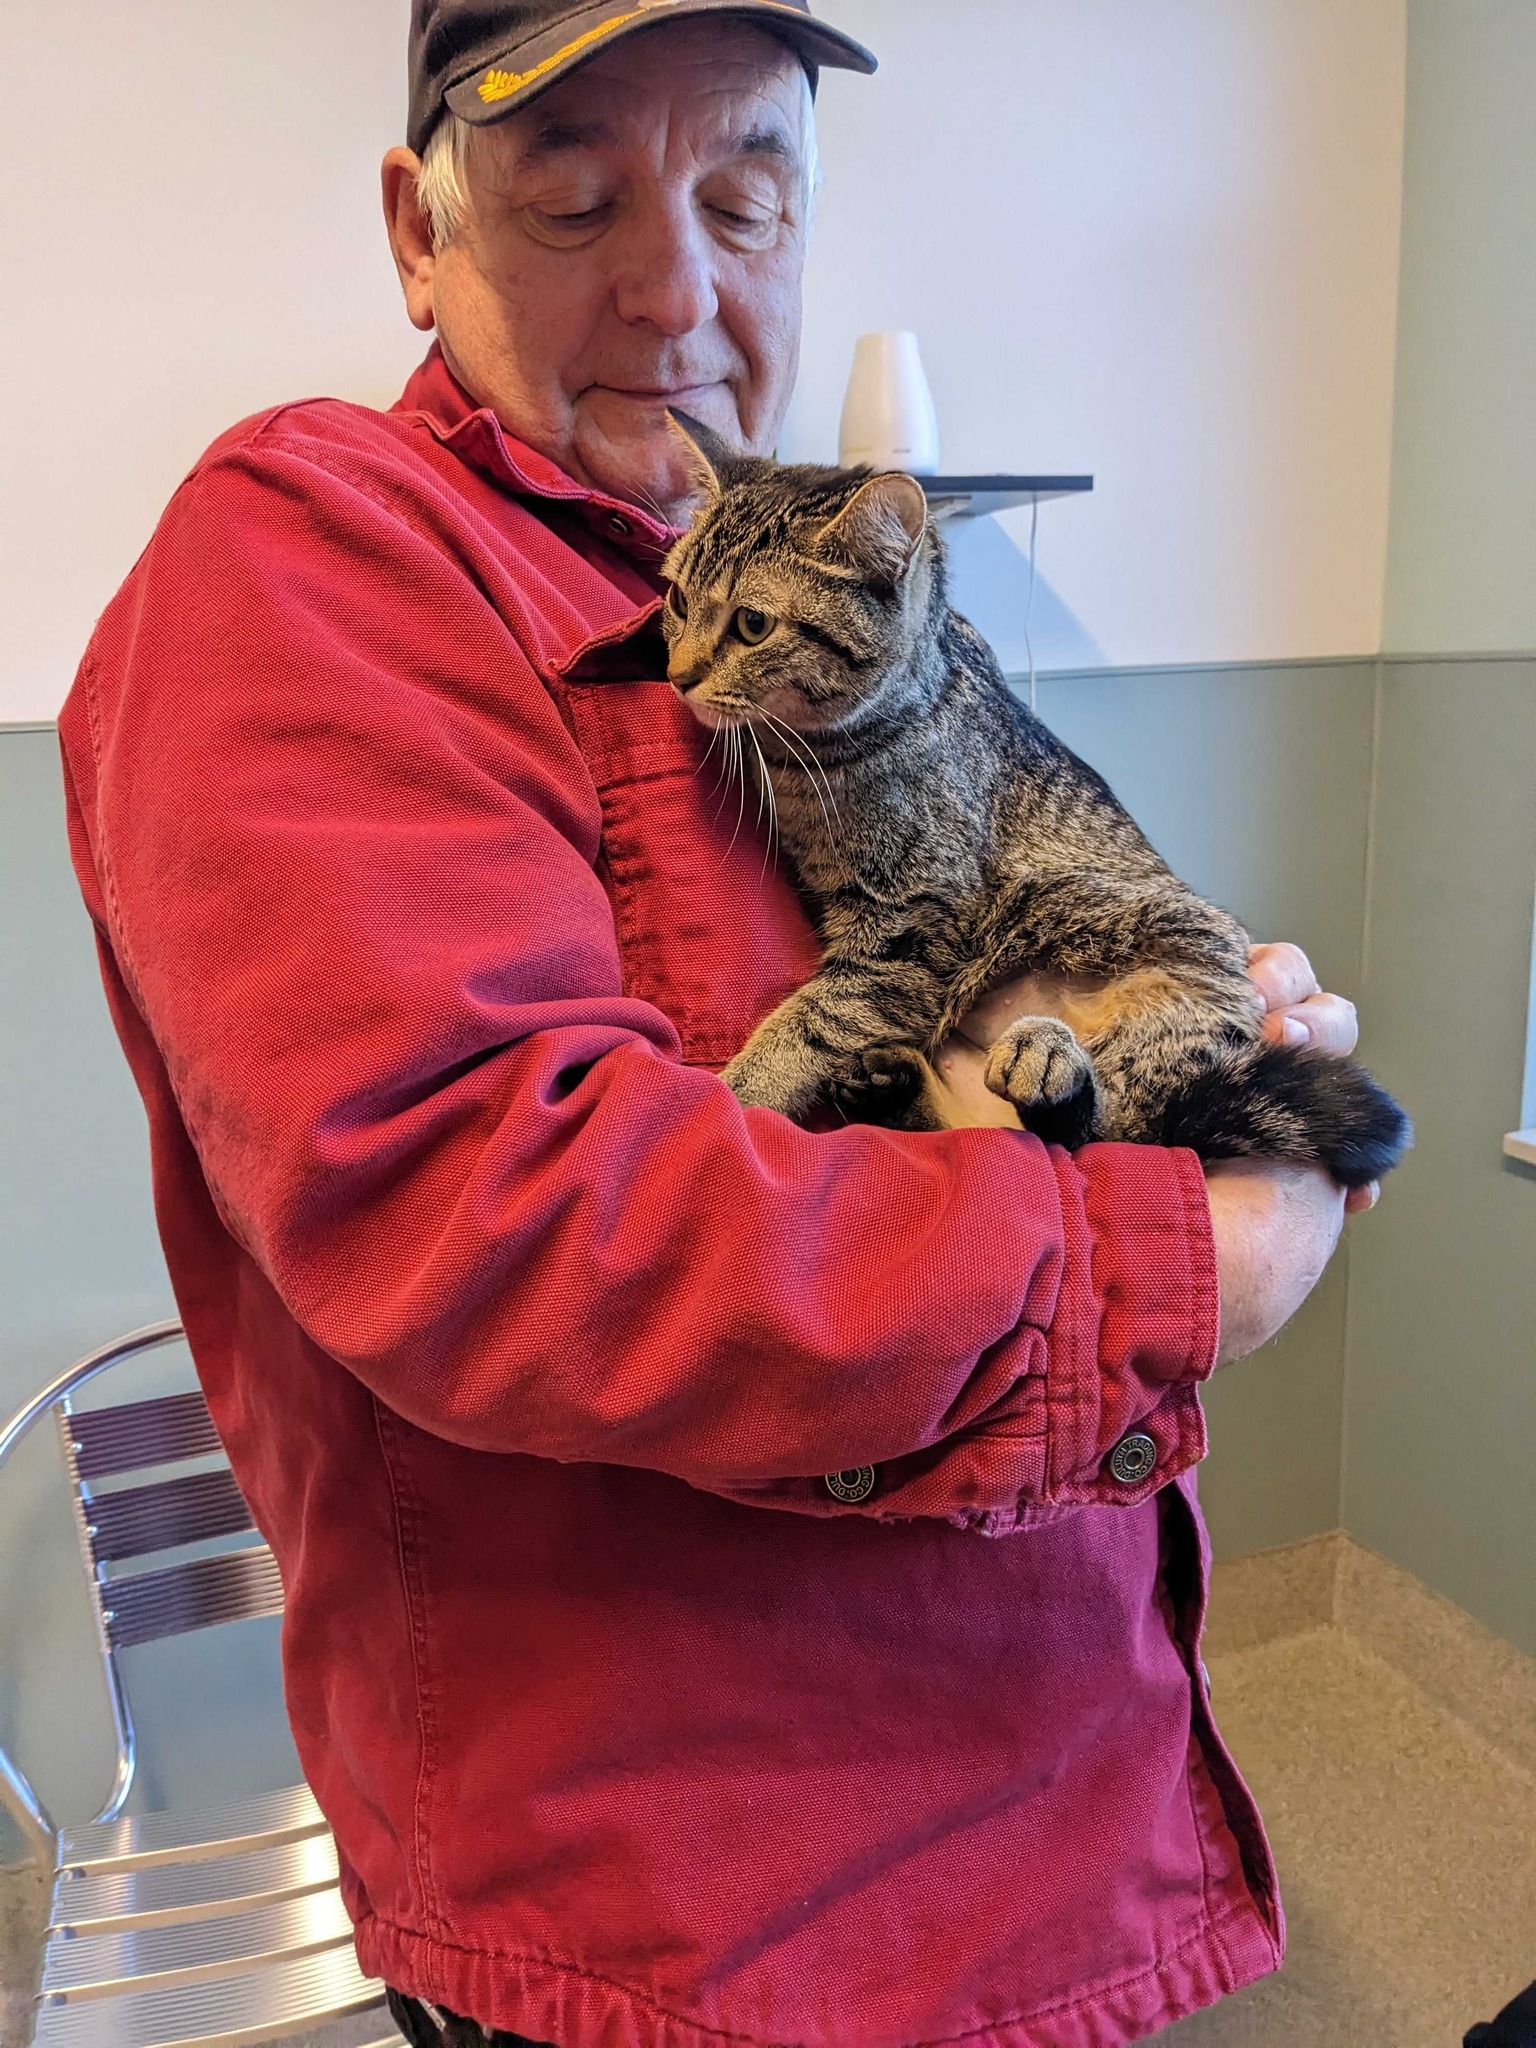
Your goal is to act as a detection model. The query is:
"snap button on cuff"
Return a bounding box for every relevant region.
[1108,1432,1158,1486]
[605,512,632,539]
[824,1467,877,1503]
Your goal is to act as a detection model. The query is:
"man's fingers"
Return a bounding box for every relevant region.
[1249,945,1359,1057]
[1259,991,1360,1058]
[1247,942,1321,1012]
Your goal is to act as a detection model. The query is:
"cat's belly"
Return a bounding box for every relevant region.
[929,969,1196,1132]
[955,969,1192,1047]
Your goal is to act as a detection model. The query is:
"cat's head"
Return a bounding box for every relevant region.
[660,412,940,737]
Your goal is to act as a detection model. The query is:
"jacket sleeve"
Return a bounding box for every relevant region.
[60,436,1219,1535]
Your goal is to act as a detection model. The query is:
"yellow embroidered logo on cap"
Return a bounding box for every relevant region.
[474,0,813,107]
[479,12,643,103]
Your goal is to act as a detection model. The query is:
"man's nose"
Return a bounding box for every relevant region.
[613,199,720,336]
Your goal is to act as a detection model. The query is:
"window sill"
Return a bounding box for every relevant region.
[1503,1129,1536,1168]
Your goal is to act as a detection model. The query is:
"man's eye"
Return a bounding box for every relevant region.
[533,202,612,233]
[709,202,775,237]
[734,608,775,645]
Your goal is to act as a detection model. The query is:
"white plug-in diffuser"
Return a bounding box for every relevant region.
[838,331,941,475]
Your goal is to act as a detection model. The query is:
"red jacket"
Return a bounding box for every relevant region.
[59,348,1282,2047]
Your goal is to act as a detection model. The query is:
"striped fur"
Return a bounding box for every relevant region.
[660,417,1410,1185]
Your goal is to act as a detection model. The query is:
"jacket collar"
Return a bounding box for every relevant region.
[393,345,680,563]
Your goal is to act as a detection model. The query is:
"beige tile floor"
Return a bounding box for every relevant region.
[4,1539,1533,2047]
[1152,1622,1536,2046]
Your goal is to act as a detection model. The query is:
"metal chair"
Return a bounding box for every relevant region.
[0,1322,401,2047]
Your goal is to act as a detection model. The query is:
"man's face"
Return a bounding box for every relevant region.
[385,20,810,522]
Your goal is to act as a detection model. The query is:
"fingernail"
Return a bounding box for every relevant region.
[1282,1016,1310,1047]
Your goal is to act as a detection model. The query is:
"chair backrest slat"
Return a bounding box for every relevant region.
[84,1468,257,1565]
[67,1393,222,1481]
[105,1547,284,1650]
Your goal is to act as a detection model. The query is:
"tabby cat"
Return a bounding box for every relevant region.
[659,413,1409,1186]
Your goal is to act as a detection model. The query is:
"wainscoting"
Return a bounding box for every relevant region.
[2,649,1531,1829]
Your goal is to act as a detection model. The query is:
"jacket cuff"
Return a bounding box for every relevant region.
[1038,1139,1219,1510]
[710,1138,1217,1535]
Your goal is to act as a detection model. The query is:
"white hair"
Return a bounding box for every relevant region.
[415,63,820,251]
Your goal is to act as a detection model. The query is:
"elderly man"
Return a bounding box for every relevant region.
[59,4,1372,2044]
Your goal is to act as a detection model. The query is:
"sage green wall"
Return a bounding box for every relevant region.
[0,729,298,1840]
[1346,0,1536,1662]
[1,669,1374,1815]
[1040,662,1377,1553]
[1342,667,1536,1662]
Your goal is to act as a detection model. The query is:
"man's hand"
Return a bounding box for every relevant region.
[1247,940,1358,1056]
[1246,943,1378,1215]
[926,942,1378,1365]
[1205,1158,1345,1366]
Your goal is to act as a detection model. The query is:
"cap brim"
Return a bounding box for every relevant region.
[444,0,876,128]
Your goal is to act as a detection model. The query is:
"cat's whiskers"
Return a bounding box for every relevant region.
[721,725,752,864]
[706,723,739,827]
[755,707,843,847]
[692,718,725,784]
[745,725,782,882]
[626,480,675,531]
[757,707,840,819]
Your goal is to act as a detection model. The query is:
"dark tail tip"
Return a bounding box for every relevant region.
[1156,1041,1411,1188]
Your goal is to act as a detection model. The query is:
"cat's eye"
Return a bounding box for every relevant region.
[733,607,776,645]
[667,585,689,621]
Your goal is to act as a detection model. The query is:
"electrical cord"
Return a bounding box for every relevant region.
[1023,490,1040,715]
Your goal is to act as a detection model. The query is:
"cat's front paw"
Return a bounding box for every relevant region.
[985,1017,1099,1146]
[720,1047,813,1117]
[827,1046,945,1131]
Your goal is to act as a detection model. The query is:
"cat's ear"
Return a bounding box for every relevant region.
[814,471,929,584]
[667,408,732,502]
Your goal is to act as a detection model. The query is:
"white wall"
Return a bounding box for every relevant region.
[796,0,1407,671]
[2,0,1406,718]
[1382,0,1536,654]
[1,0,420,726]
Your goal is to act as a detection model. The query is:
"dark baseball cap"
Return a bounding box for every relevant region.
[408,0,877,155]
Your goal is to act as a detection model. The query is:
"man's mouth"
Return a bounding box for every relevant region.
[590,382,726,406]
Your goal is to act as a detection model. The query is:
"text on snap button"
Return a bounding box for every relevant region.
[1108,1433,1157,1485]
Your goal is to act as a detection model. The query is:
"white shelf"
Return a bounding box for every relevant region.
[1502,1128,1536,1167]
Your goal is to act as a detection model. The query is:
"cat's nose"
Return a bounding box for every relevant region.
[669,663,707,695]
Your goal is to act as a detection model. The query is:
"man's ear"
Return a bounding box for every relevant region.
[382,148,437,334]
[815,472,929,583]
[666,409,733,502]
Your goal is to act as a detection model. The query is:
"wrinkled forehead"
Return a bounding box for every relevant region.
[492,18,808,172]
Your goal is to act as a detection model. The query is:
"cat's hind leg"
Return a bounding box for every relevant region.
[984,1015,1101,1147]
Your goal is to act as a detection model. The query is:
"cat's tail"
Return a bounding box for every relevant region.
[1149,1040,1411,1188]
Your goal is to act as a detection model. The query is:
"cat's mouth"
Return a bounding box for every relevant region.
[671,686,749,732]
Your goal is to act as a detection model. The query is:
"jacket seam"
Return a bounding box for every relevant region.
[563,682,801,1069]
[1174,1151,1222,1380]
[371,1395,446,1939]
[367,1892,1260,2047]
[1164,1499,1222,1947]
[76,649,154,1030]
[187,425,591,690]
